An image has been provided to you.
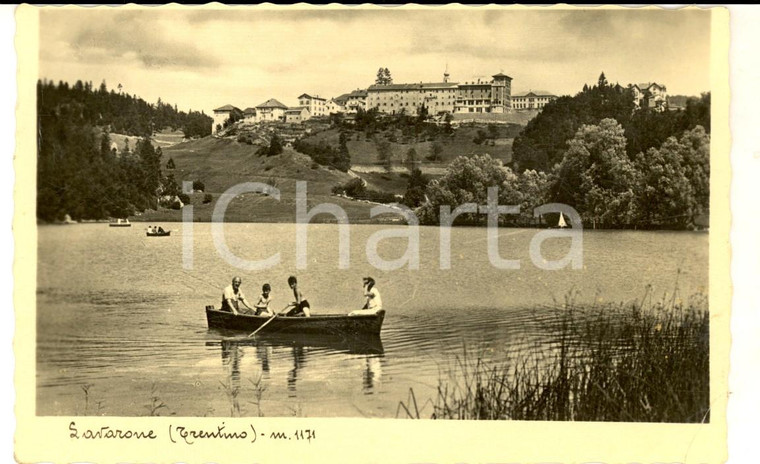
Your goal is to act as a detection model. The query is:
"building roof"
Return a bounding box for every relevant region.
[492,72,513,79]
[298,93,326,101]
[256,98,288,109]
[333,93,351,104]
[633,82,665,91]
[368,82,459,91]
[333,89,368,104]
[512,90,557,98]
[458,81,492,87]
[285,106,310,114]
[213,104,239,112]
[243,107,257,114]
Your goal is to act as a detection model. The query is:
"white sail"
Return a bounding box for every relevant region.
[558,213,567,228]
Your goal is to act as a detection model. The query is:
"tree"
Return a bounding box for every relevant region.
[418,154,514,225]
[551,118,639,227]
[633,125,710,227]
[375,67,393,85]
[266,133,283,157]
[334,131,351,172]
[402,168,429,208]
[598,72,608,89]
[427,141,444,162]
[512,75,636,172]
[679,92,711,134]
[517,169,550,224]
[405,147,418,172]
[375,137,392,171]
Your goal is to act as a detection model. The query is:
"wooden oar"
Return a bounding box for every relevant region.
[248,304,293,337]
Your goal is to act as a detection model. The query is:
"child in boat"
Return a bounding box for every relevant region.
[254,283,273,316]
[349,276,383,316]
[285,276,311,317]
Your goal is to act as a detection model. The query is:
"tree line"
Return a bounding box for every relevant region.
[37,79,191,222]
[37,79,213,139]
[411,120,709,229]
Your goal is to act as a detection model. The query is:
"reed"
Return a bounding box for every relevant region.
[247,375,267,417]
[144,382,170,416]
[403,290,710,422]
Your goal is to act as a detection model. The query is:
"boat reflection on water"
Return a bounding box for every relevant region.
[207,330,385,404]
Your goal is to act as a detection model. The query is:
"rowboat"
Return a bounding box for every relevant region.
[205,306,386,336]
[109,219,131,227]
[146,229,171,237]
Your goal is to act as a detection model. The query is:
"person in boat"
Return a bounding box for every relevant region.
[285,276,310,317]
[221,276,255,315]
[157,226,165,234]
[349,276,382,316]
[254,283,273,316]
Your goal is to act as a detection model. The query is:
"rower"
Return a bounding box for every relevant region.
[221,276,256,315]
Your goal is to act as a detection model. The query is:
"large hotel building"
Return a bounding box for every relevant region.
[366,71,513,116]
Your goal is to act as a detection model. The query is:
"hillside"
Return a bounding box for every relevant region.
[300,124,520,167]
[137,117,530,223]
[143,136,393,223]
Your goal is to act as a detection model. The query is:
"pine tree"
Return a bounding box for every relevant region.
[383,68,392,84]
[598,72,608,88]
[375,68,385,85]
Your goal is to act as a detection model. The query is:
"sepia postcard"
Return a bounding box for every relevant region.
[14,4,731,463]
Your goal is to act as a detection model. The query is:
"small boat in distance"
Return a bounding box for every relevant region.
[205,306,385,336]
[146,226,171,237]
[109,218,131,227]
[557,213,568,228]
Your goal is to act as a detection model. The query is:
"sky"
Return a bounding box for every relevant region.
[37,5,712,115]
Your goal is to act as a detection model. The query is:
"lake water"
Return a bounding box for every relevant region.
[36,223,708,417]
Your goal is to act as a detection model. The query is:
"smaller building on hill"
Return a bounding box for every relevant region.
[512,91,558,110]
[212,104,241,134]
[332,89,368,114]
[297,94,327,117]
[631,82,668,112]
[285,107,311,124]
[243,107,257,123]
[256,98,288,122]
[326,98,347,114]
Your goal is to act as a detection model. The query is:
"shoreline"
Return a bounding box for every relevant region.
[39,217,710,231]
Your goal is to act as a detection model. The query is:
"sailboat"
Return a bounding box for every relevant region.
[557,213,568,228]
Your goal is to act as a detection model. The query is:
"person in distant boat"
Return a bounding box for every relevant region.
[157,226,165,234]
[254,283,273,317]
[349,276,382,316]
[285,276,311,317]
[221,276,255,315]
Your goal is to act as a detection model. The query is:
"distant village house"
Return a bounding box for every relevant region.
[285,107,310,123]
[256,98,289,122]
[631,82,668,111]
[212,104,241,134]
[297,94,327,117]
[512,91,558,110]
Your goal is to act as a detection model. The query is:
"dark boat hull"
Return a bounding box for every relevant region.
[205,307,385,336]
[109,223,131,227]
[146,231,171,236]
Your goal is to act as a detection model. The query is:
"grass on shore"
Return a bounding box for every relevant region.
[399,288,710,422]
